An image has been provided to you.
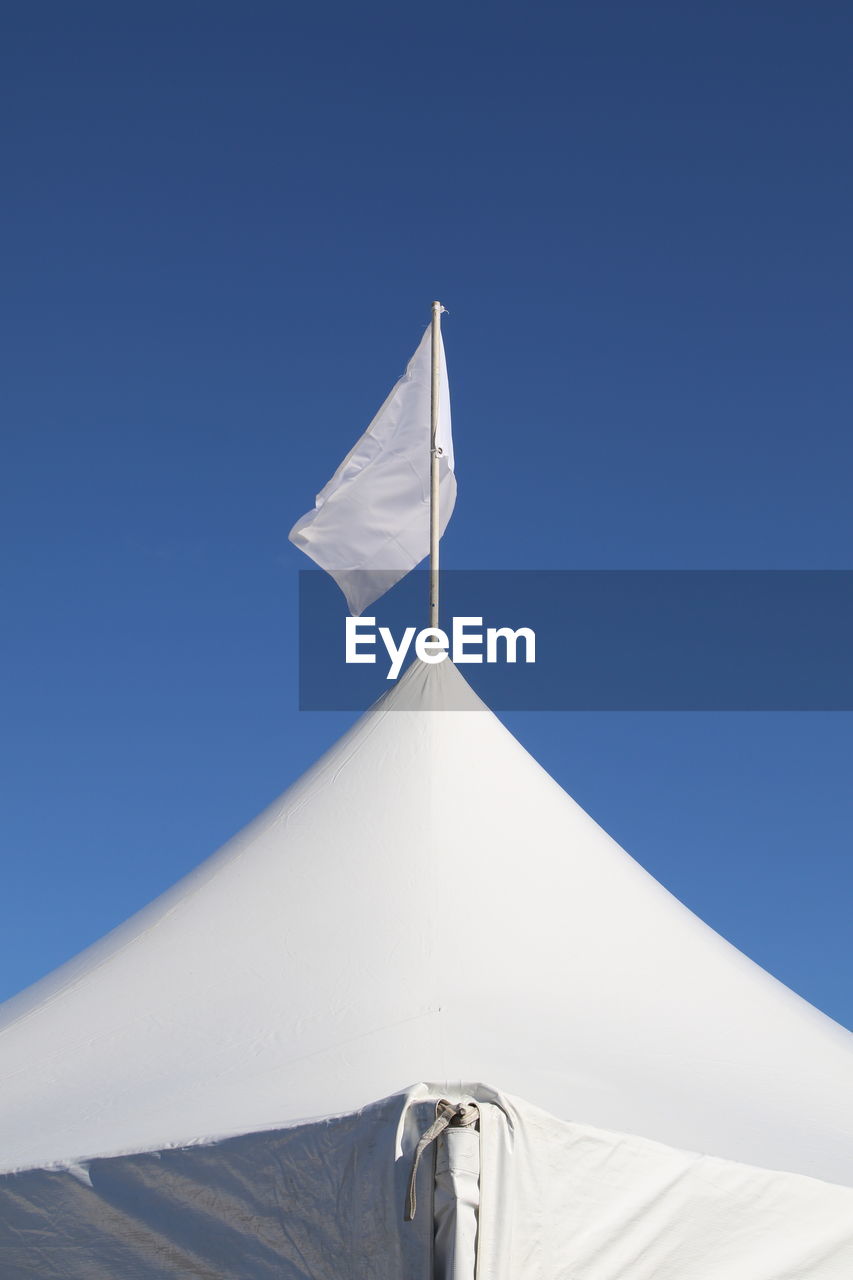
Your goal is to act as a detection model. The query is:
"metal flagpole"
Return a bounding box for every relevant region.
[429,300,443,630]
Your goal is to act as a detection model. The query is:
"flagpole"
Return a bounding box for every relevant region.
[429,300,442,630]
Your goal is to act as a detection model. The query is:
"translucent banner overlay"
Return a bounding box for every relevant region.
[298,570,853,711]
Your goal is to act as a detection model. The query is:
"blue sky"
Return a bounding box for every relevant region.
[1,3,851,1025]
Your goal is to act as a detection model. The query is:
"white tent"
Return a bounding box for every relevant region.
[1,659,852,1277]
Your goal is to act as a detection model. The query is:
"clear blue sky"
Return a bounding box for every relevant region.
[2,3,851,1026]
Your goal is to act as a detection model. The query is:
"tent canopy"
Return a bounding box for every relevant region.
[1,658,851,1181]
[1,660,853,1278]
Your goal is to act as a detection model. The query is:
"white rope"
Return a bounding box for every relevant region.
[405,1099,479,1222]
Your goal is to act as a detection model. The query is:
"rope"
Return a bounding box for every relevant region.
[405,1099,479,1222]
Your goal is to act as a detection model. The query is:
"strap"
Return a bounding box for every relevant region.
[405,1099,479,1222]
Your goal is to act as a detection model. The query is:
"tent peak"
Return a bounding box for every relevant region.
[378,657,488,712]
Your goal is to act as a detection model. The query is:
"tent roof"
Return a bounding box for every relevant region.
[1,660,852,1182]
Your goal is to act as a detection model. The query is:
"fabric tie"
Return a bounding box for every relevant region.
[405,1099,479,1222]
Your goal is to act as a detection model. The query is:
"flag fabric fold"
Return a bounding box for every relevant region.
[289,324,456,616]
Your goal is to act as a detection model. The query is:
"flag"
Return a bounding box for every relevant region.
[289,322,456,615]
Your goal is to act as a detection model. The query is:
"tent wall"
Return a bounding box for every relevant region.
[3,1086,853,1280]
[477,1094,853,1279]
[0,1096,435,1280]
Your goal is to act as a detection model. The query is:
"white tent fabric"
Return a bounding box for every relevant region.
[3,1089,853,1278]
[1,659,852,1276]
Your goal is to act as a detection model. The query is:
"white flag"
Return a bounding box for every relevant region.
[289,324,456,615]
